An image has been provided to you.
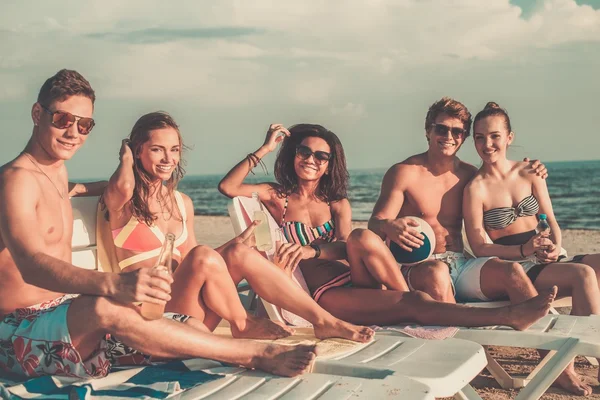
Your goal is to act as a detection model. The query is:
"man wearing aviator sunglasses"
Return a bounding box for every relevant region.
[359,97,549,306]
[1,70,310,381]
[40,104,96,135]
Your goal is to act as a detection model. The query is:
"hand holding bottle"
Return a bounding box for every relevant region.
[140,233,175,320]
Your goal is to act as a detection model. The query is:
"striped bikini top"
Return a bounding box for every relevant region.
[280,197,336,246]
[112,191,188,270]
[483,194,540,231]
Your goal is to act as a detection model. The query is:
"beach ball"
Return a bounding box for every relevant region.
[388,216,436,264]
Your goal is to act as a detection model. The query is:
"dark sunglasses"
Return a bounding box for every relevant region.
[431,123,466,139]
[41,105,95,135]
[295,144,331,164]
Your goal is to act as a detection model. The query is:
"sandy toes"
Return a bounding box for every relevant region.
[254,343,317,377]
[231,315,295,340]
[313,319,374,343]
[553,366,593,396]
[509,286,557,331]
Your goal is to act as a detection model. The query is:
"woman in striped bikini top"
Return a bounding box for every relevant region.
[218,123,353,296]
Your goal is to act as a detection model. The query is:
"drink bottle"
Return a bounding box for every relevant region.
[252,192,273,251]
[536,214,551,236]
[140,233,175,320]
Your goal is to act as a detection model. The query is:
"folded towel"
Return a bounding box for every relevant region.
[373,325,459,340]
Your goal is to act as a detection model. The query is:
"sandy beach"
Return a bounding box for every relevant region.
[195,215,600,399]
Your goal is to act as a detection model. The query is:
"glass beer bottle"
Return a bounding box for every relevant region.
[140,233,175,320]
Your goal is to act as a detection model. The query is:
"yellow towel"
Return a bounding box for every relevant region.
[95,197,122,273]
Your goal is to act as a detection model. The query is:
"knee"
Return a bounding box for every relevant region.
[186,245,227,275]
[347,228,381,250]
[219,242,251,267]
[426,262,453,288]
[502,262,528,282]
[572,264,596,286]
[88,296,122,330]
[406,290,434,304]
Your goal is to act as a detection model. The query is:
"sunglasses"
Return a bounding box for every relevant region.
[431,123,466,139]
[41,105,95,135]
[295,144,332,164]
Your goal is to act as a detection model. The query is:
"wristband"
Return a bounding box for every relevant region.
[519,243,526,258]
[310,244,321,259]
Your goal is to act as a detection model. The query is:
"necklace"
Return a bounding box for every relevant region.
[22,152,65,199]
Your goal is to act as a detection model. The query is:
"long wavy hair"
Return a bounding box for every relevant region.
[128,111,187,226]
[274,124,348,202]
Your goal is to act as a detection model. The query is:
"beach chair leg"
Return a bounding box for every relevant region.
[548,306,559,315]
[514,337,580,400]
[515,349,557,388]
[454,384,483,400]
[483,346,518,389]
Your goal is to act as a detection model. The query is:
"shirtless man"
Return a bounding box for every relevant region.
[0,69,316,380]
[355,97,546,303]
[349,97,590,395]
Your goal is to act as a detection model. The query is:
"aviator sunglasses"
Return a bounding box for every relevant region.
[295,144,332,164]
[431,123,466,139]
[41,105,96,135]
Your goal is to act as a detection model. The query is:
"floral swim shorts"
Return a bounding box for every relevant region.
[0,295,192,380]
[0,295,110,379]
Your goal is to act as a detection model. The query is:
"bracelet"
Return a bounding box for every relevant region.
[519,244,526,258]
[310,244,321,259]
[246,153,268,175]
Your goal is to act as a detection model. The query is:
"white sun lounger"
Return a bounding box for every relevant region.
[12,195,430,400]
[228,196,489,399]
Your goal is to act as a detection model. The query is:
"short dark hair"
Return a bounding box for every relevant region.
[274,124,348,202]
[37,69,95,106]
[425,97,472,138]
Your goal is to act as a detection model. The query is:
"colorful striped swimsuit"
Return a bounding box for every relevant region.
[280,197,336,245]
[280,196,351,302]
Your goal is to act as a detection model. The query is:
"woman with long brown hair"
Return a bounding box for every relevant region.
[103,111,375,345]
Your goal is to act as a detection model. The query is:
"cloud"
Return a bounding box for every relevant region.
[86,27,264,44]
[0,0,599,105]
[330,102,367,118]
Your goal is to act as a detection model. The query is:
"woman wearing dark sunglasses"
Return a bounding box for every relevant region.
[103,113,376,347]
[219,123,557,330]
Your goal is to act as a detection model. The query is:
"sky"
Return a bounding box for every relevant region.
[0,0,599,179]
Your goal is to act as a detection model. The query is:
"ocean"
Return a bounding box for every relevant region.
[179,160,600,230]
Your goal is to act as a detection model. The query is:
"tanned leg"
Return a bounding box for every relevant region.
[479,259,538,304]
[407,260,456,303]
[317,286,556,330]
[218,242,374,343]
[346,228,409,291]
[67,296,316,377]
[167,245,293,339]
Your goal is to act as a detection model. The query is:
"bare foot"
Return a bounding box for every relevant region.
[252,343,317,377]
[314,319,374,343]
[231,315,295,340]
[508,286,557,331]
[553,365,592,396]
